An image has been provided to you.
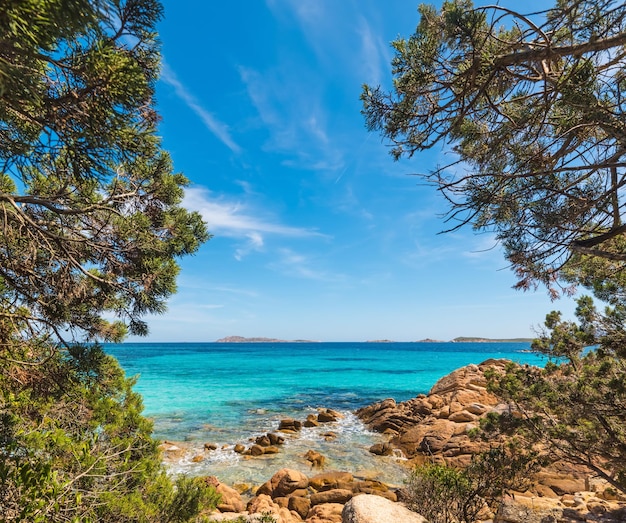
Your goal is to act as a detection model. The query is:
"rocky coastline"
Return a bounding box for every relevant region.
[160,359,626,523]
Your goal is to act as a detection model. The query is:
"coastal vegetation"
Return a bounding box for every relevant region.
[405,448,538,523]
[487,297,626,493]
[363,0,626,506]
[0,0,215,520]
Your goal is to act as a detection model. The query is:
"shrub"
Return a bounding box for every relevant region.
[405,448,538,523]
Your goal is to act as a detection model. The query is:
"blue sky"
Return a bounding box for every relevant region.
[132,0,577,342]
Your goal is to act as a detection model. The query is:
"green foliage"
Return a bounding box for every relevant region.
[362,0,626,301]
[367,0,626,503]
[487,297,626,493]
[0,0,209,345]
[0,0,213,520]
[406,463,477,523]
[405,448,537,523]
[0,344,219,521]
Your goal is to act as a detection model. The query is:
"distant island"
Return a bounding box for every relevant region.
[367,337,531,343]
[452,336,533,343]
[215,336,318,343]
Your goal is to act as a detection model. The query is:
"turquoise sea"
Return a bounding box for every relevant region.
[107,341,545,486]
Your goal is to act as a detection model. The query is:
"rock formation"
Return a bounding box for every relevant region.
[356,358,505,468]
[342,494,427,523]
[356,359,626,522]
[206,468,399,523]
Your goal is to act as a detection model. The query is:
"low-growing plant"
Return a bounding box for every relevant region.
[405,447,538,523]
[405,463,479,523]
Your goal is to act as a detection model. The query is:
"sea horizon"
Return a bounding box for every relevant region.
[122,336,536,344]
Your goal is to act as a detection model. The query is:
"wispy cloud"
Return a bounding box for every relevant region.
[239,66,344,172]
[271,248,345,281]
[461,233,503,262]
[257,0,393,176]
[356,16,388,86]
[177,275,260,298]
[266,0,389,86]
[160,61,242,155]
[185,187,321,237]
[235,231,264,261]
[184,186,326,259]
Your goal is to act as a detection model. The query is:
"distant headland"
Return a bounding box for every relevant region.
[451,336,533,343]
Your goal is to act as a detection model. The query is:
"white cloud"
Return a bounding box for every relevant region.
[271,248,345,281]
[184,186,327,259]
[235,232,265,261]
[185,187,321,237]
[160,61,242,155]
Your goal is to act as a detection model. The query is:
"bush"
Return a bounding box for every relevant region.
[405,448,538,523]
[0,344,219,522]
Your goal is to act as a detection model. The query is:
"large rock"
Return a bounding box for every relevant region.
[495,494,567,523]
[279,418,303,433]
[494,491,626,523]
[535,470,587,495]
[448,409,477,423]
[317,408,343,423]
[357,360,511,462]
[255,435,271,447]
[304,414,320,427]
[394,418,457,455]
[309,471,354,491]
[249,444,265,456]
[357,360,609,493]
[269,433,286,445]
[289,495,311,519]
[247,494,300,523]
[257,468,310,498]
[215,483,245,513]
[274,469,310,498]
[309,488,353,506]
[203,476,245,513]
[342,494,427,523]
[355,398,425,435]
[158,441,187,461]
[305,450,326,468]
[304,502,344,523]
[368,443,393,456]
[352,480,397,502]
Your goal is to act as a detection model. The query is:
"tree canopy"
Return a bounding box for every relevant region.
[0,1,214,520]
[0,0,208,349]
[364,0,626,498]
[362,0,626,300]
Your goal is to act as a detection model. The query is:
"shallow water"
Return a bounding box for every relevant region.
[106,341,544,485]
